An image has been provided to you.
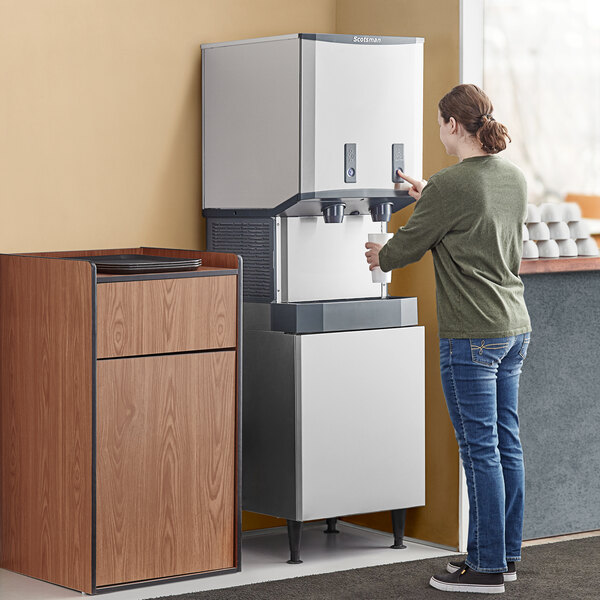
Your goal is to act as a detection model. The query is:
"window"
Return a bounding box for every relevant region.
[484,0,600,202]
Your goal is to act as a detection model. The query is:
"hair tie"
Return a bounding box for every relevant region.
[483,114,494,121]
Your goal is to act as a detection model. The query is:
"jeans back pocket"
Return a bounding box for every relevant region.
[470,338,510,366]
[518,333,531,359]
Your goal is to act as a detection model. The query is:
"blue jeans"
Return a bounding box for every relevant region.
[440,334,530,573]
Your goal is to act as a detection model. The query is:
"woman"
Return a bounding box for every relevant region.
[365,84,531,595]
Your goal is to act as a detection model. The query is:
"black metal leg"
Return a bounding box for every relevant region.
[286,519,303,564]
[324,517,340,534]
[390,508,407,549]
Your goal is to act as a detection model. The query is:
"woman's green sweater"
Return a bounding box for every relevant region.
[379,155,531,339]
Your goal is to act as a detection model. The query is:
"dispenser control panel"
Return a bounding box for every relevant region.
[391,143,405,183]
[344,143,357,183]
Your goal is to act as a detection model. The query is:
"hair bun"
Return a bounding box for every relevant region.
[438,84,510,154]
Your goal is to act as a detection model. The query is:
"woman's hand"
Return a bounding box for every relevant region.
[365,242,382,271]
[395,170,427,201]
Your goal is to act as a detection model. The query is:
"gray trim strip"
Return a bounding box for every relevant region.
[235,255,243,570]
[300,33,424,45]
[203,189,415,218]
[294,335,302,521]
[201,34,424,50]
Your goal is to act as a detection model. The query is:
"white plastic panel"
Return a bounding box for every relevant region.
[281,216,384,302]
[298,327,425,520]
[308,40,423,193]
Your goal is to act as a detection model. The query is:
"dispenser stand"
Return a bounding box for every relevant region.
[390,508,408,549]
[285,510,407,565]
[324,518,340,534]
[286,520,304,564]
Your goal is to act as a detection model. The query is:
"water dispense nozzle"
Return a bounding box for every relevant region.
[322,203,346,224]
[370,202,393,223]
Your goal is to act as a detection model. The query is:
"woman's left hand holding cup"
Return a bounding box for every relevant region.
[365,242,382,271]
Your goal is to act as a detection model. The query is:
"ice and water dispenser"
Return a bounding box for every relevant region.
[202,33,425,562]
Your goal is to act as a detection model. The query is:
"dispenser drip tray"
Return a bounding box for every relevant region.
[270,297,418,334]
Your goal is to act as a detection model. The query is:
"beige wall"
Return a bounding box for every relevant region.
[337,0,461,548]
[0,0,336,253]
[1,0,462,548]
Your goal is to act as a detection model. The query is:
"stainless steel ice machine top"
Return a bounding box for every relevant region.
[202,33,423,219]
[202,33,426,564]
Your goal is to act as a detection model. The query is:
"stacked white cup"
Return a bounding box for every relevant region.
[522,207,538,258]
[536,203,561,258]
[563,203,599,256]
[524,204,550,257]
[524,202,598,258]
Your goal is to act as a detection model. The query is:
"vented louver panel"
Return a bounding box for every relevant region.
[208,218,274,302]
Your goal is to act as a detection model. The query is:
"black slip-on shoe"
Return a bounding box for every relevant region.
[430,565,505,594]
[447,560,517,582]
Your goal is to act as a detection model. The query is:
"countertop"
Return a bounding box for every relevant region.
[520,256,600,274]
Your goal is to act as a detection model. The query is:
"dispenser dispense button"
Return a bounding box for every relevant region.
[392,143,405,183]
[344,143,357,183]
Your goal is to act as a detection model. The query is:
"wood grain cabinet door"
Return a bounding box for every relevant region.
[96,352,236,586]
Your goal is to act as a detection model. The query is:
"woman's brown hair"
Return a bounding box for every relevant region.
[438,84,511,154]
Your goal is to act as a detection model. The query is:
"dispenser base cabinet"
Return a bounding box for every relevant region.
[0,248,241,594]
[243,326,425,521]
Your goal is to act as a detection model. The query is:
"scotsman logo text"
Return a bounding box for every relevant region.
[353,36,382,43]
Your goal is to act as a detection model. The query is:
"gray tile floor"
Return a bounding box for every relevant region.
[0,522,454,599]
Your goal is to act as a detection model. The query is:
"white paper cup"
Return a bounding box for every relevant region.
[368,232,393,283]
[562,202,582,222]
[527,222,550,241]
[557,238,578,257]
[568,220,590,240]
[540,203,562,223]
[537,239,560,258]
[548,221,570,240]
[576,237,599,256]
[522,240,539,259]
[526,204,541,223]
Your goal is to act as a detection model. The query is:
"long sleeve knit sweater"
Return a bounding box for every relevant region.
[378,155,531,339]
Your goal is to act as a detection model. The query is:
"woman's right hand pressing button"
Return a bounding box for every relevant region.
[395,170,427,201]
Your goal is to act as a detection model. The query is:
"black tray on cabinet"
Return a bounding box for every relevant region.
[72,254,202,274]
